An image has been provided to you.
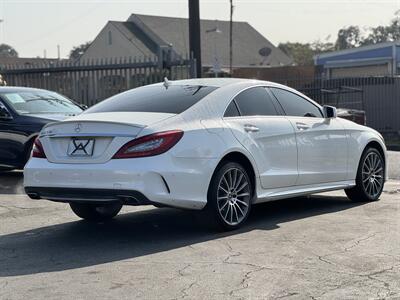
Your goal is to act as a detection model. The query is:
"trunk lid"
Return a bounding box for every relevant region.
[39,112,175,164]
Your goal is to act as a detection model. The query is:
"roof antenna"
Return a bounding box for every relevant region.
[163,77,170,89]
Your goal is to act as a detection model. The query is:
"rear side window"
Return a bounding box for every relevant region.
[270,87,323,118]
[224,101,240,117]
[234,87,278,116]
[85,85,218,114]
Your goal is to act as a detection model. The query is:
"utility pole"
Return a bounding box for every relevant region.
[188,0,202,78]
[229,0,233,76]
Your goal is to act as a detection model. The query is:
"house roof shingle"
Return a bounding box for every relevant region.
[124,14,293,68]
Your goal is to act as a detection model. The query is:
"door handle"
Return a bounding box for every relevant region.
[244,124,259,133]
[296,122,310,131]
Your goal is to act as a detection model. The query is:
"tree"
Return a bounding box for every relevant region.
[387,10,400,41]
[335,26,362,50]
[0,44,18,58]
[280,10,400,65]
[279,39,335,66]
[311,38,335,53]
[362,26,390,45]
[69,41,91,60]
[362,12,400,45]
[278,42,315,66]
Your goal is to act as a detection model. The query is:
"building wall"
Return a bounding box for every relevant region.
[330,63,392,78]
[80,22,153,61]
[315,46,394,66]
[315,43,400,77]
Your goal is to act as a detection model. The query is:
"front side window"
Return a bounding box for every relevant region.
[233,87,278,116]
[85,85,218,115]
[270,87,323,118]
[1,91,82,115]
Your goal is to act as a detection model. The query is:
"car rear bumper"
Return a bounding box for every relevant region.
[24,155,218,210]
[25,187,152,205]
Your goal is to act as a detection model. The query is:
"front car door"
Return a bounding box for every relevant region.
[269,87,348,186]
[223,86,298,189]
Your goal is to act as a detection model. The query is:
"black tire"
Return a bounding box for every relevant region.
[345,147,385,202]
[205,161,253,231]
[70,202,122,221]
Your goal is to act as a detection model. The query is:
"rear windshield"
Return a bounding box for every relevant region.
[85,85,218,114]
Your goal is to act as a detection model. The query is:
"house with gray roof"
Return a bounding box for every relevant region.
[80,14,293,72]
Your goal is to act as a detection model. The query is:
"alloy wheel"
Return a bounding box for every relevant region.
[362,151,384,198]
[217,167,251,226]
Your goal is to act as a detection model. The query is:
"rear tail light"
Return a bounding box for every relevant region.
[32,137,46,158]
[113,130,184,159]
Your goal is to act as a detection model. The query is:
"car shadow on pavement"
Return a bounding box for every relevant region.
[0,171,24,194]
[0,194,365,277]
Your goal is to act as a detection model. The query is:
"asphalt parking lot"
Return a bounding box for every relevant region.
[0,153,399,300]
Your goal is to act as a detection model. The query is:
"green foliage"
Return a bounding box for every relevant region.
[278,42,315,66]
[69,41,91,60]
[311,39,335,53]
[335,26,362,50]
[0,44,18,58]
[278,40,335,66]
[280,10,400,65]
[362,26,391,45]
[337,10,400,49]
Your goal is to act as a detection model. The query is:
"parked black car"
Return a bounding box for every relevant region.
[0,87,83,171]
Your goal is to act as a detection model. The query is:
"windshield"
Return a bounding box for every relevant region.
[85,85,218,114]
[1,91,83,115]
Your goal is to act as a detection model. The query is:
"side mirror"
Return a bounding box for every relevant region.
[79,104,88,110]
[0,105,12,120]
[323,105,337,119]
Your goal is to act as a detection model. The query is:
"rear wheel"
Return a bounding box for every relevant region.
[70,202,122,221]
[205,161,253,231]
[345,147,385,202]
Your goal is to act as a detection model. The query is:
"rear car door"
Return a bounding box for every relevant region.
[269,87,348,186]
[223,86,298,189]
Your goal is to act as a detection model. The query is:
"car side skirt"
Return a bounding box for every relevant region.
[254,180,356,204]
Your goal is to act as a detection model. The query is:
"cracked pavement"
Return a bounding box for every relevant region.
[0,153,399,299]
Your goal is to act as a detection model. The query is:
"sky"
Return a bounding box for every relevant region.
[0,0,399,58]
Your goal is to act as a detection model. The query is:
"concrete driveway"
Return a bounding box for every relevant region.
[0,153,399,299]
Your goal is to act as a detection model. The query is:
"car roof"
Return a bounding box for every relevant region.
[166,77,299,90]
[170,78,264,88]
[170,78,323,119]
[168,77,320,104]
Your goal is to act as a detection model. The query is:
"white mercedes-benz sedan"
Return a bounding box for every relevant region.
[24,78,387,230]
